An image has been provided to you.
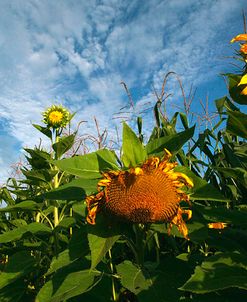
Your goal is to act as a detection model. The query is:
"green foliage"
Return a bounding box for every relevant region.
[121,122,147,167]
[1,39,247,301]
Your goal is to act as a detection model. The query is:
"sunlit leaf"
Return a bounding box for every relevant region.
[53,149,119,178]
[43,178,99,200]
[146,126,195,156]
[121,122,147,168]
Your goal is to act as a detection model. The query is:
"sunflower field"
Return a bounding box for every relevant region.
[0,33,247,302]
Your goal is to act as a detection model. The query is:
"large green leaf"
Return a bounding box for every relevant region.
[0,200,40,212]
[43,178,99,200]
[33,124,53,139]
[215,96,240,114]
[215,167,247,187]
[180,252,247,293]
[146,125,195,156]
[226,111,247,138]
[227,74,247,105]
[0,280,26,302]
[116,261,152,295]
[47,229,89,275]
[117,257,192,302]
[0,251,36,290]
[195,204,247,227]
[52,134,76,159]
[36,269,101,302]
[0,222,51,243]
[121,122,147,168]
[86,216,128,269]
[174,166,228,202]
[53,149,119,178]
[21,169,57,183]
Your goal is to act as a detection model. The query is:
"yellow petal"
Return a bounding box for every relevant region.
[240,86,247,95]
[230,34,247,43]
[208,222,227,229]
[238,74,247,86]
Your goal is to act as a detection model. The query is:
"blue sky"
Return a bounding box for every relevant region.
[0,0,246,184]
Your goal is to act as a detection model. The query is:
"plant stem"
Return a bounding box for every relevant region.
[134,223,145,267]
[108,249,117,301]
[53,131,60,227]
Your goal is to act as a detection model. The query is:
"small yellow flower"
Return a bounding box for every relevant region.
[208,222,227,229]
[230,34,247,43]
[86,149,193,239]
[43,105,71,128]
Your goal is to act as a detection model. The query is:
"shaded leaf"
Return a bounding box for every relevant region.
[0,200,40,212]
[117,261,152,294]
[180,252,247,293]
[36,269,101,302]
[174,166,228,202]
[0,251,36,290]
[33,124,53,139]
[226,111,247,138]
[52,134,76,159]
[0,222,51,243]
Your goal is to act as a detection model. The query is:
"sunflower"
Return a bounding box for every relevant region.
[86,149,193,239]
[240,44,247,55]
[43,105,71,129]
[230,34,247,43]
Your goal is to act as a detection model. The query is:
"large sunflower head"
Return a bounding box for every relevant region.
[86,149,193,239]
[43,105,71,129]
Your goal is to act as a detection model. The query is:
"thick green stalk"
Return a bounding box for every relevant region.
[108,249,117,301]
[134,224,145,267]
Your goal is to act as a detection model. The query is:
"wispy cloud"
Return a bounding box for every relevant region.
[0,0,246,183]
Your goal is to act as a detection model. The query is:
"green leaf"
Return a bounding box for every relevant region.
[33,124,53,139]
[121,122,147,168]
[43,178,99,200]
[0,200,40,212]
[52,134,76,159]
[180,252,247,293]
[87,216,127,269]
[36,269,101,302]
[226,111,247,138]
[53,149,119,178]
[0,222,51,243]
[195,204,247,227]
[24,148,50,169]
[47,229,89,275]
[227,74,247,105]
[117,261,152,294]
[216,167,247,187]
[215,96,239,114]
[21,169,57,183]
[174,166,228,202]
[146,125,195,156]
[87,233,120,269]
[0,251,36,290]
[0,280,26,302]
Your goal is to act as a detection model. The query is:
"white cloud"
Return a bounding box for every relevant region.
[0,0,246,184]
